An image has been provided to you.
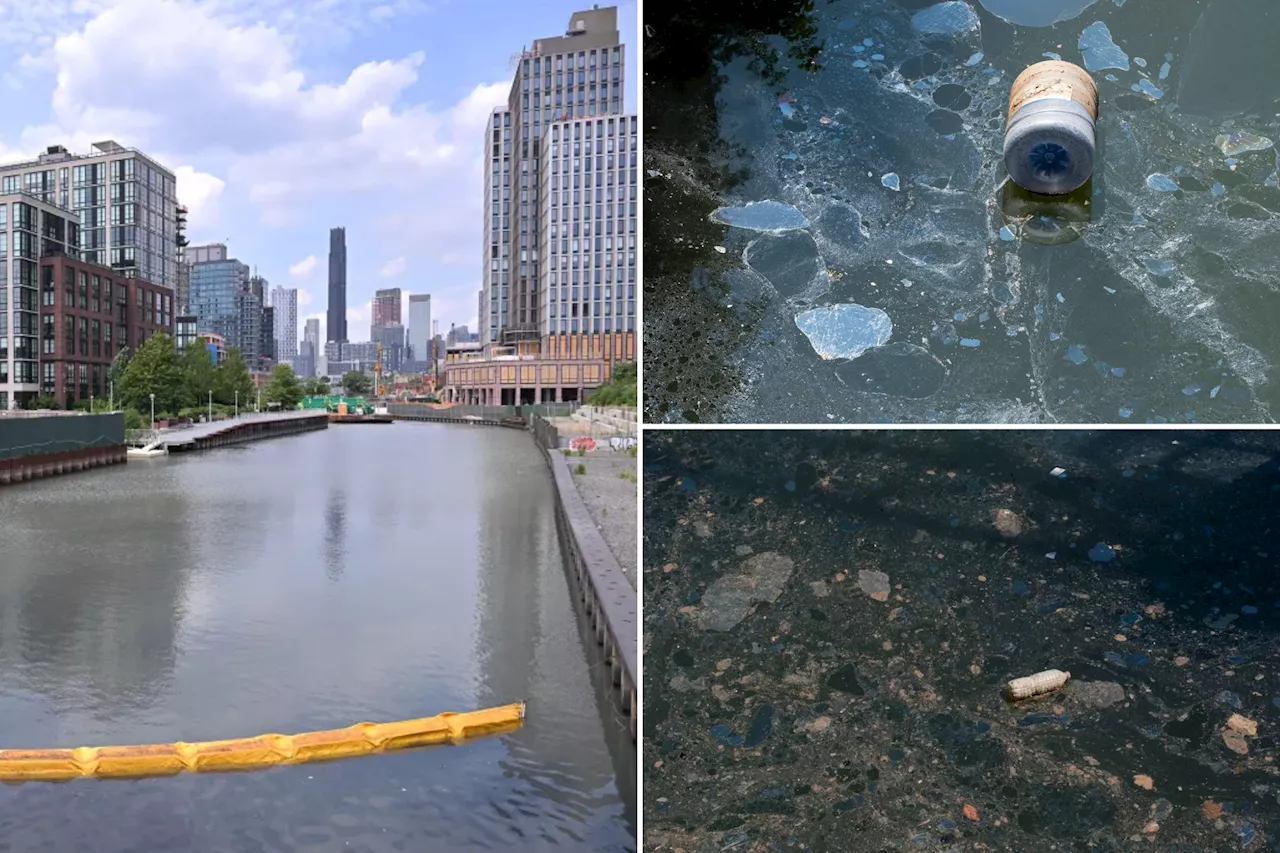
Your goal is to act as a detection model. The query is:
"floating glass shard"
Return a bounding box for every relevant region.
[795,304,893,360]
[711,200,810,231]
[853,60,869,68]
[1142,257,1175,276]
[912,2,980,35]
[1079,22,1130,71]
[1159,61,1171,80]
[882,173,901,191]
[1215,131,1273,156]
[1132,79,1163,99]
[999,226,1015,241]
[965,51,985,66]
[1066,344,1088,364]
[779,102,795,119]
[979,0,1099,27]
[959,338,981,347]
[1146,173,1179,192]
[1134,57,1147,68]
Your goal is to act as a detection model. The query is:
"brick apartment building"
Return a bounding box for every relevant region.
[39,254,174,406]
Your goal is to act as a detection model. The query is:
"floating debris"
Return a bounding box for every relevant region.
[980,0,1101,28]
[795,304,893,360]
[960,338,981,347]
[696,552,795,632]
[1133,774,1155,791]
[1146,173,1179,192]
[1225,713,1257,736]
[1159,61,1171,80]
[857,569,891,602]
[965,51,985,66]
[1143,257,1175,277]
[1132,79,1163,99]
[1079,22,1130,72]
[882,172,901,191]
[711,200,810,231]
[999,225,1015,241]
[1066,344,1088,365]
[1006,669,1071,700]
[1088,542,1116,562]
[1215,131,1273,157]
[912,1,980,36]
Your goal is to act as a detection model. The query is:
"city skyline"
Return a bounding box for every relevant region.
[0,0,637,354]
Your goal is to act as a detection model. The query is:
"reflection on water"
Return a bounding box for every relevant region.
[645,0,1280,424]
[0,424,635,851]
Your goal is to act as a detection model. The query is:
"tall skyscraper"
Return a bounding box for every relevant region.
[270,286,298,359]
[408,294,432,365]
[449,6,635,405]
[327,227,347,343]
[0,141,181,289]
[298,316,321,377]
[371,288,402,336]
[480,7,633,356]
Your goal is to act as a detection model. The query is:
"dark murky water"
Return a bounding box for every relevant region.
[644,0,1280,423]
[0,424,635,851]
[643,429,1280,851]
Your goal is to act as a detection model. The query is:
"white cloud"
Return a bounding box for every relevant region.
[296,287,313,307]
[347,301,370,327]
[380,256,406,278]
[289,255,317,278]
[173,165,225,235]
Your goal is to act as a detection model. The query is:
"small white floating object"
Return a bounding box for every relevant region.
[1050,466,1066,477]
[1006,669,1071,700]
[714,246,727,253]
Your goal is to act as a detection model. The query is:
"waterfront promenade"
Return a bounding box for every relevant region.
[128,410,328,452]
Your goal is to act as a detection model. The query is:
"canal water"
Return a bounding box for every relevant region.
[645,0,1280,424]
[644,430,1280,851]
[0,423,636,852]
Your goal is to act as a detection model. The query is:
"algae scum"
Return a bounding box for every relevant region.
[643,430,1280,851]
[644,0,1280,423]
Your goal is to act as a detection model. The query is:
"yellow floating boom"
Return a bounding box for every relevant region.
[0,701,524,782]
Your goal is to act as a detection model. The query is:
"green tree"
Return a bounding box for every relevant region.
[341,370,372,396]
[178,338,218,410]
[264,363,304,409]
[213,347,254,406]
[117,333,184,415]
[305,377,331,396]
[586,361,637,406]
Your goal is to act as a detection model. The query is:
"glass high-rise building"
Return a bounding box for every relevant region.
[188,243,254,360]
[270,285,298,359]
[0,141,180,291]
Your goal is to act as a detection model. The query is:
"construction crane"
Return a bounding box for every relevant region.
[375,343,384,397]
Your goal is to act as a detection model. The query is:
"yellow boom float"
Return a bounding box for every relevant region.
[0,701,525,782]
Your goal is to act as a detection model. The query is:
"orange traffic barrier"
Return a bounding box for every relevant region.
[0,701,524,782]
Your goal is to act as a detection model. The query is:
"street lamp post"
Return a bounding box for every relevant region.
[149,393,155,431]
[256,389,261,413]
[234,390,239,419]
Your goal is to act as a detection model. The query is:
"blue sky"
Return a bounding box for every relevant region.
[0,0,638,345]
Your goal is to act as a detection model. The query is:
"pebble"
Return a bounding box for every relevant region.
[1174,655,1190,666]
[1134,774,1155,790]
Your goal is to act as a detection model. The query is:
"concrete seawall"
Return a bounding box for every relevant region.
[388,403,638,742]
[0,413,127,486]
